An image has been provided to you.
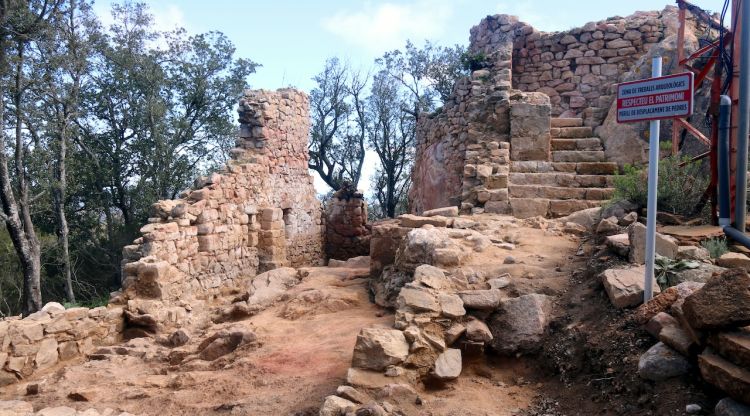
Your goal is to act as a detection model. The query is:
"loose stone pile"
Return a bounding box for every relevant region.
[331,209,558,408]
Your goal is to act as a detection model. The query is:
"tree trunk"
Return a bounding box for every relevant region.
[54,128,75,303]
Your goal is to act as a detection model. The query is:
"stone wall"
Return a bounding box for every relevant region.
[0,304,124,386]
[119,89,324,312]
[325,187,371,261]
[410,6,704,214]
[507,9,679,127]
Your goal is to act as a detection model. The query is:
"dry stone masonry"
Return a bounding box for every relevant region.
[117,89,324,324]
[0,303,124,387]
[410,7,704,219]
[325,185,371,261]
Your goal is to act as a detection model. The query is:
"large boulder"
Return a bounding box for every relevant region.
[638,342,691,381]
[683,269,750,330]
[488,294,552,354]
[351,328,409,371]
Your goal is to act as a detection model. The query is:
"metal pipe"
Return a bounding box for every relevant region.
[644,55,662,303]
[719,95,732,226]
[735,0,750,231]
[724,225,750,248]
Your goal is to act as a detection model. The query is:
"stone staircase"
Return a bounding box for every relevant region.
[508,117,618,218]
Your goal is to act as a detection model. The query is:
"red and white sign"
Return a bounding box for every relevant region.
[616,72,694,123]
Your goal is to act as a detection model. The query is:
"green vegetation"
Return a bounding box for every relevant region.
[701,237,729,259]
[611,156,708,217]
[460,50,489,72]
[654,257,700,291]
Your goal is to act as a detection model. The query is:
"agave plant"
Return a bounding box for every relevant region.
[654,256,700,291]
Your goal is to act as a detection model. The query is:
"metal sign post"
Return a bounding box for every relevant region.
[615,57,695,303]
[643,56,662,302]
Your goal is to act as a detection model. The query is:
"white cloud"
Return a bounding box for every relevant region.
[322,1,454,52]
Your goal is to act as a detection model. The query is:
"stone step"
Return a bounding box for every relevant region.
[552,150,607,163]
[699,351,750,405]
[511,161,619,175]
[509,198,604,218]
[551,138,603,151]
[551,126,594,138]
[509,185,615,201]
[551,118,583,128]
[509,172,613,188]
[709,330,750,369]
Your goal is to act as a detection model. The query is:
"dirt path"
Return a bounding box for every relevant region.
[1,214,590,415]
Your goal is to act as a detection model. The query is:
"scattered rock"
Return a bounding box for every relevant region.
[715,397,750,416]
[628,222,679,264]
[685,404,702,414]
[168,329,190,347]
[397,287,440,314]
[433,349,462,380]
[488,294,552,354]
[683,269,750,330]
[413,265,450,290]
[596,216,620,236]
[197,327,256,361]
[563,222,588,236]
[645,312,679,338]
[558,207,601,231]
[458,290,503,310]
[320,395,356,416]
[637,342,691,381]
[465,319,493,343]
[718,252,750,271]
[398,214,449,228]
[487,275,511,289]
[620,211,638,226]
[351,328,409,371]
[601,266,660,308]
[437,294,465,318]
[633,281,704,324]
[444,324,466,346]
[423,206,459,217]
[677,245,710,261]
[336,385,370,404]
[605,233,630,257]
[699,351,750,404]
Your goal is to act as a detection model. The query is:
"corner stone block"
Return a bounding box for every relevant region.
[261,208,283,223]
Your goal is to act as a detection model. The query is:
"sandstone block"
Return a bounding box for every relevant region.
[717,252,750,271]
[488,294,552,354]
[458,290,503,310]
[397,287,440,314]
[422,206,459,217]
[398,214,449,228]
[628,222,678,264]
[683,269,750,330]
[699,351,750,405]
[601,266,660,308]
[438,294,465,318]
[433,348,462,380]
[351,328,409,371]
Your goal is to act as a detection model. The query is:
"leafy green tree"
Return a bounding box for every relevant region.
[308,57,368,191]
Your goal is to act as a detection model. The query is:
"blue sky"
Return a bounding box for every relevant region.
[93,0,723,194]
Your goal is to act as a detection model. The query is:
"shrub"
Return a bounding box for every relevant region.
[611,156,708,217]
[701,237,729,259]
[460,51,489,72]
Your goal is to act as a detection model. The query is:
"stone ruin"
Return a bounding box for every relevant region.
[0,89,333,385]
[325,184,371,261]
[409,6,704,219]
